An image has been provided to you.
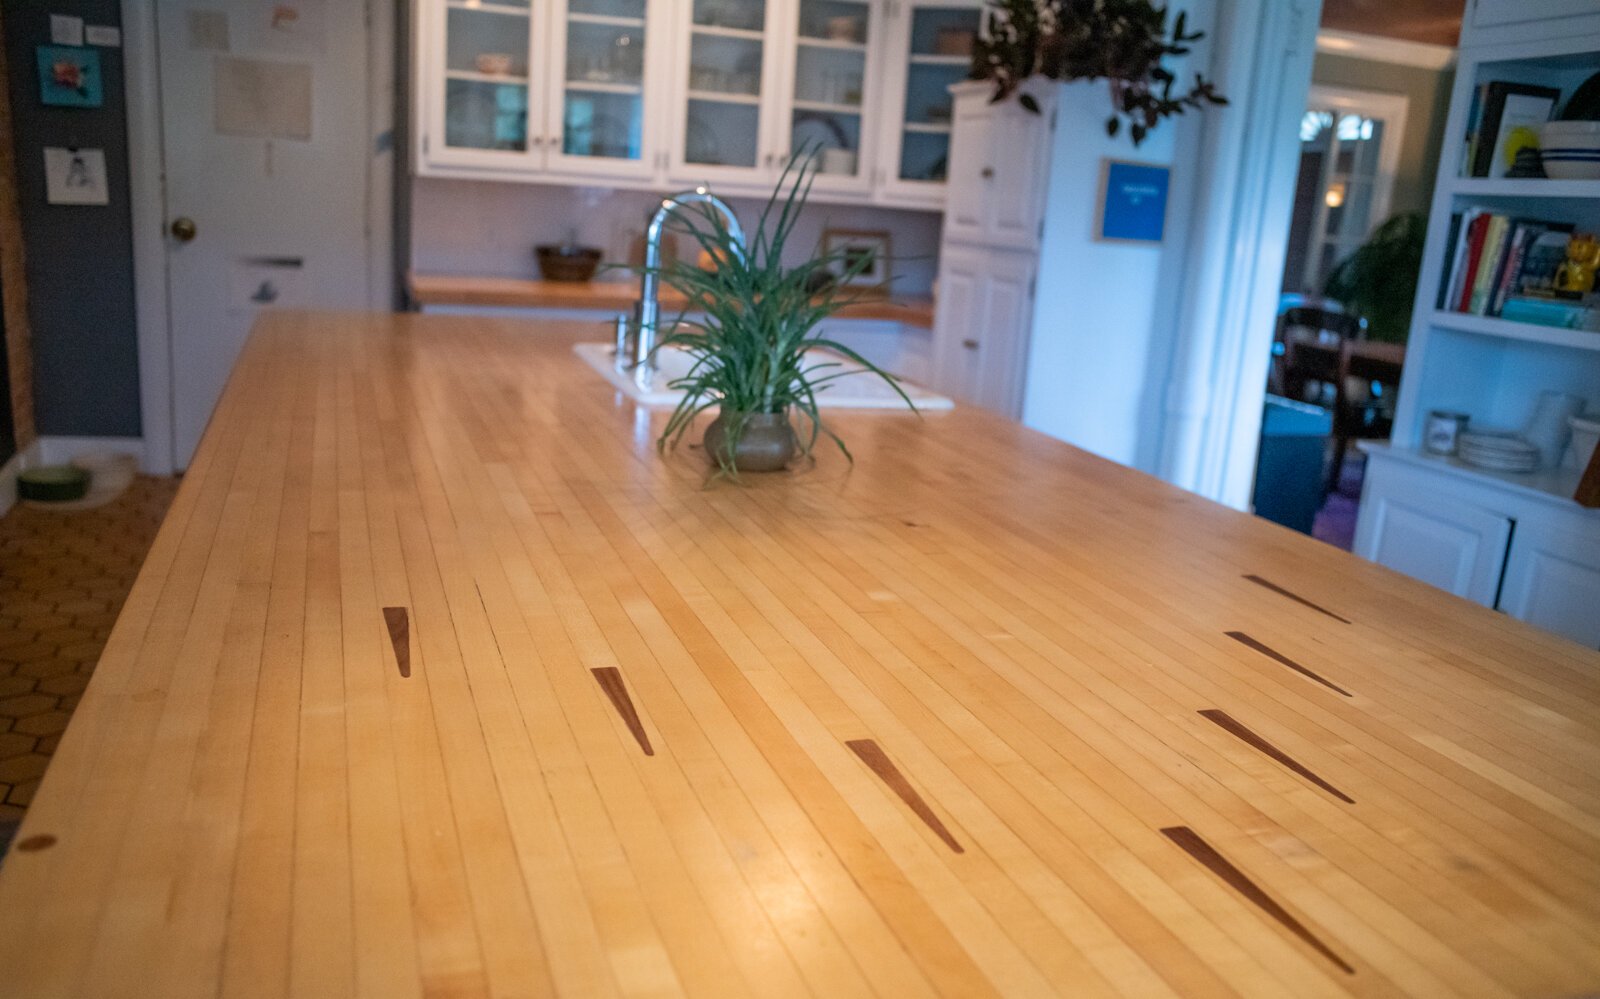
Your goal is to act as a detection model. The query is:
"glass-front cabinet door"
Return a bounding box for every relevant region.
[878,0,981,205]
[543,0,667,178]
[781,0,880,193]
[430,0,546,170]
[672,0,784,185]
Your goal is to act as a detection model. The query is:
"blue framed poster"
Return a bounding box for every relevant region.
[36,45,103,108]
[1098,159,1170,243]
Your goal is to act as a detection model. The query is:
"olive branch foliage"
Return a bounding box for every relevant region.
[642,149,918,478]
[972,0,1227,145]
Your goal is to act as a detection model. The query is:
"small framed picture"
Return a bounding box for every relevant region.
[822,228,891,288]
[43,147,109,205]
[36,45,103,108]
[1098,159,1170,243]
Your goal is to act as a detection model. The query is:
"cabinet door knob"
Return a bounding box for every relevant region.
[980,167,995,179]
[170,217,197,242]
[961,338,979,350]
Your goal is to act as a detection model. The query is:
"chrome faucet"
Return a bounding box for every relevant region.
[617,187,745,390]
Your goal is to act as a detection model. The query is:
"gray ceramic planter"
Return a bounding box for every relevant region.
[703,411,797,473]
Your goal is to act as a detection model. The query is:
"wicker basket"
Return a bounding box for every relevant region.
[535,245,603,282]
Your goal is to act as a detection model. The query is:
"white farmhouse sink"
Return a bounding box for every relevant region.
[574,342,954,410]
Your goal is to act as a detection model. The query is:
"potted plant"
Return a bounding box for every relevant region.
[971,0,1227,145]
[1323,211,1426,345]
[647,153,917,477]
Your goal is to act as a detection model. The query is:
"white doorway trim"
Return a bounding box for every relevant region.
[121,0,172,475]
[119,0,396,475]
[1157,0,1324,508]
[1307,83,1409,248]
[1315,29,1456,70]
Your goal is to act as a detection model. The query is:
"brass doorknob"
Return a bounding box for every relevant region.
[170,217,197,242]
[962,338,979,350]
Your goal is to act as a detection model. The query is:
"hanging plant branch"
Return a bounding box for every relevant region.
[971,0,1227,145]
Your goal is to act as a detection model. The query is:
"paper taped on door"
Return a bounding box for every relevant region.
[214,57,311,141]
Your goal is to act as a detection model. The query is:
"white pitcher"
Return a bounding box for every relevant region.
[1524,391,1587,469]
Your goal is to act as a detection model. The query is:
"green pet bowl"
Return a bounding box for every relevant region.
[17,465,91,502]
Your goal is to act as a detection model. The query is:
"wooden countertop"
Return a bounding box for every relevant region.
[408,272,938,328]
[2,312,1598,997]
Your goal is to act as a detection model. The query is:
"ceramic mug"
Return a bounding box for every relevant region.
[1523,391,1587,468]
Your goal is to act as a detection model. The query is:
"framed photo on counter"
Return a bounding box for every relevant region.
[823,228,891,289]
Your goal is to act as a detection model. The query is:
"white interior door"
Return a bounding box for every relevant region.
[156,1,374,468]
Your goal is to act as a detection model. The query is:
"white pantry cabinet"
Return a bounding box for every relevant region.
[412,0,983,206]
[940,82,1049,249]
[932,244,1035,416]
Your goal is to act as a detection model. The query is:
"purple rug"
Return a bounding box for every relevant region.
[1312,453,1364,551]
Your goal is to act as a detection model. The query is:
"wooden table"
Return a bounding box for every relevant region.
[1,312,1597,998]
[406,273,938,328]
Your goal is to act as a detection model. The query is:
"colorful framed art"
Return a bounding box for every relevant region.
[36,45,103,108]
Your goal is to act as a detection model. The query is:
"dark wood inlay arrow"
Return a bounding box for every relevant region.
[1162,825,1354,975]
[847,739,963,853]
[1226,631,1353,698]
[1199,709,1354,804]
[1242,574,1351,624]
[592,667,654,756]
[15,834,56,852]
[383,607,411,678]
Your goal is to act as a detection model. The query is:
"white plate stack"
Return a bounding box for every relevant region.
[1458,430,1541,473]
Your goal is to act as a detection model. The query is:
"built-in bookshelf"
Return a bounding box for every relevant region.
[1392,28,1600,458]
[1354,7,1600,645]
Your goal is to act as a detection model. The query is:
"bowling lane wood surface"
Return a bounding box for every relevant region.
[0,312,1596,998]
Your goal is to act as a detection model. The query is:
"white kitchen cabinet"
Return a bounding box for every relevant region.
[1356,490,1513,607]
[668,0,786,188]
[874,0,983,208]
[545,0,675,180]
[668,0,890,195]
[776,0,889,198]
[1498,523,1600,650]
[933,245,1034,417]
[414,0,972,205]
[422,0,549,172]
[418,0,671,181]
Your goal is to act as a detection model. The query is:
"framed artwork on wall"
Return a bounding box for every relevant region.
[36,46,103,108]
[822,228,892,289]
[1097,159,1170,243]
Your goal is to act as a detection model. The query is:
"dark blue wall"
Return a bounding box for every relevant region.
[2,0,140,438]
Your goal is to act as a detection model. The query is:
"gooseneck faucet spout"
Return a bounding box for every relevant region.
[625,187,745,389]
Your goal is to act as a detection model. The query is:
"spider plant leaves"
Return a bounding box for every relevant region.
[639,147,918,480]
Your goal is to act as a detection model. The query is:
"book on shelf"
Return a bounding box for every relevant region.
[1470,82,1561,179]
[1499,295,1600,331]
[1437,209,1575,318]
[1459,83,1486,179]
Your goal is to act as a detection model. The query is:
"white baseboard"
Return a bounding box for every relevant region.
[35,435,147,469]
[0,441,42,518]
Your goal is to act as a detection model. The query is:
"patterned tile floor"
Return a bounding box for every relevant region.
[0,476,179,845]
